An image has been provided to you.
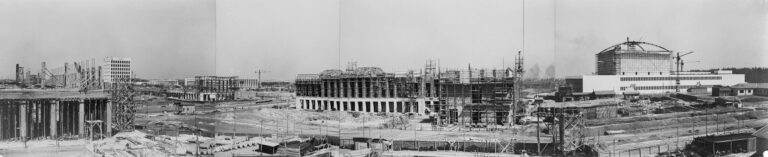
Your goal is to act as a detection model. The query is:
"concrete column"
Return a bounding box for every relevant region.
[351,81,357,98]
[376,78,386,98]
[385,102,389,112]
[78,99,85,135]
[106,100,112,136]
[19,101,27,138]
[393,82,398,98]
[337,80,342,98]
[50,100,58,137]
[384,81,390,98]
[362,79,368,98]
[362,102,368,113]
[417,99,426,114]
[343,80,348,98]
[320,81,325,97]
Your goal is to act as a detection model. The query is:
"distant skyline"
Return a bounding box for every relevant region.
[2,0,766,81]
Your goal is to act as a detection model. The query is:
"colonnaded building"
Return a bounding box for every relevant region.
[566,40,744,95]
[295,64,518,126]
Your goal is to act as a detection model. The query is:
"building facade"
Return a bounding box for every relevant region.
[567,41,745,95]
[167,76,238,101]
[295,65,516,126]
[236,79,258,90]
[102,57,131,83]
[0,92,113,140]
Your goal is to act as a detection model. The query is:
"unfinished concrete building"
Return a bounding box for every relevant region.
[0,91,112,140]
[294,62,517,126]
[167,76,238,101]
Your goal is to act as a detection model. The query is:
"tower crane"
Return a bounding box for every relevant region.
[674,51,694,93]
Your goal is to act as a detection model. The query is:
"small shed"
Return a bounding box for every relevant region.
[622,90,640,100]
[175,103,195,115]
[689,133,756,156]
[593,90,616,99]
[752,124,768,154]
[687,86,710,95]
[712,85,733,96]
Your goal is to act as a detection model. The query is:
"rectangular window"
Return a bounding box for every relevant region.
[372,102,379,112]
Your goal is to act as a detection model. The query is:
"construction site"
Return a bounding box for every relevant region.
[2,40,768,157]
[294,59,520,128]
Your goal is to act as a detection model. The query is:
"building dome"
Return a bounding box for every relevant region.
[598,41,672,54]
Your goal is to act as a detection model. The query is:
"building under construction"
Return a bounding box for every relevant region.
[0,90,113,141]
[15,58,121,90]
[294,61,519,126]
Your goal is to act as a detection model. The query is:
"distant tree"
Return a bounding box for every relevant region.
[527,64,540,79]
[544,64,556,79]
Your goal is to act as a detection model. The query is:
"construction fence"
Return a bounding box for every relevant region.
[601,140,692,157]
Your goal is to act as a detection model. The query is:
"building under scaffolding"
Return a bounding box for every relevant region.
[294,62,518,126]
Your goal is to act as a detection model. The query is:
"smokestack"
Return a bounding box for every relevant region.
[41,62,46,89]
[15,64,19,83]
[64,62,68,88]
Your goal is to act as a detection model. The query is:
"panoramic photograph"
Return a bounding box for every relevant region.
[1,0,767,156]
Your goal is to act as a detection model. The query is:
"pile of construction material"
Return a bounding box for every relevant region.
[90,131,170,157]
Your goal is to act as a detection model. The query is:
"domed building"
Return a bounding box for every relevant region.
[566,40,745,95]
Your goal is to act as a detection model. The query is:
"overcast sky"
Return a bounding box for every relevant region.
[2,0,766,80]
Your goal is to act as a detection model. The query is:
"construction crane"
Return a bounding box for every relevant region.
[674,51,694,93]
[255,69,272,89]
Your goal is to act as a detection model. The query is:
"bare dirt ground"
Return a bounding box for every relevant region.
[0,145,92,157]
[136,94,768,156]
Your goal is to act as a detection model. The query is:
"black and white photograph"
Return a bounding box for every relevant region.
[1,0,767,156]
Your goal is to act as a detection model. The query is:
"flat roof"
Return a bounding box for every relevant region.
[732,83,768,89]
[0,89,109,100]
[696,133,755,143]
[539,99,621,108]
